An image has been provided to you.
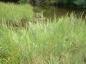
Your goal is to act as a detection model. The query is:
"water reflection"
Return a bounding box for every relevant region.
[33,6,86,19]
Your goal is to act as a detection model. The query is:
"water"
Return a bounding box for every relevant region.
[33,6,86,19]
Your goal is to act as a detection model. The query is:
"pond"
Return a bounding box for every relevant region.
[33,6,86,19]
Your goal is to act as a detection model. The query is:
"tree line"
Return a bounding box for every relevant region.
[29,0,86,8]
[0,0,86,8]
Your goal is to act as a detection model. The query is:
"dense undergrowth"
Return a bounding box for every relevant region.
[0,2,86,64]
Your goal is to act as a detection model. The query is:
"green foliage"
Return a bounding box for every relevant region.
[0,12,86,64]
[0,0,86,8]
[53,0,86,8]
[18,0,28,4]
[29,0,86,8]
[73,0,86,8]
[1,0,85,8]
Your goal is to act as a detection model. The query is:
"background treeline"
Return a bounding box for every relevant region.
[29,0,86,8]
[0,0,86,8]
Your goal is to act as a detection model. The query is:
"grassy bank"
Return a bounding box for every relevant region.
[0,2,33,22]
[0,2,86,64]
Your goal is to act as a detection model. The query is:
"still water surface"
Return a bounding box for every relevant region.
[33,6,86,19]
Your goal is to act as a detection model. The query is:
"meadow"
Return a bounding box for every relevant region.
[0,2,86,64]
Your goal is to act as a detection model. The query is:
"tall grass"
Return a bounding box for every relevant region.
[0,2,86,64]
[0,2,33,23]
[0,13,86,64]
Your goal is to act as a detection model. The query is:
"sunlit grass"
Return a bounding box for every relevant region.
[0,13,86,64]
[0,2,33,23]
[0,2,86,64]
